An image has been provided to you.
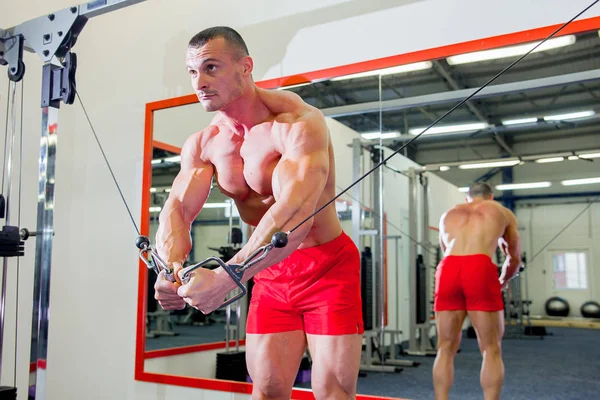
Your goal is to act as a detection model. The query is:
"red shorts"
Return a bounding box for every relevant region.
[246,231,364,335]
[434,254,504,312]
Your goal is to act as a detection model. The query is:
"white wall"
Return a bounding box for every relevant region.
[1,1,599,399]
[515,201,599,317]
[145,347,246,379]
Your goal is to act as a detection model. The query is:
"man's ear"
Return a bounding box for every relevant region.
[242,55,254,76]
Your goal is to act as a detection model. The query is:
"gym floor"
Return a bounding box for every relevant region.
[352,327,600,400]
[146,325,599,399]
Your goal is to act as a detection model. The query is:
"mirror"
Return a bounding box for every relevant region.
[136,21,600,400]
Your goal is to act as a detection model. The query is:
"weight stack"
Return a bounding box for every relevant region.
[361,247,374,331]
[216,351,247,382]
[0,386,17,400]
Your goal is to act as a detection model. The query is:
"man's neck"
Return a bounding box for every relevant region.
[218,85,271,136]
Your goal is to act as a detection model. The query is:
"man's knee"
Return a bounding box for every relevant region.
[250,371,288,400]
[437,338,461,355]
[480,341,502,357]
[312,374,355,400]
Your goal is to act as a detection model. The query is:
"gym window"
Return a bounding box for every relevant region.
[552,251,588,290]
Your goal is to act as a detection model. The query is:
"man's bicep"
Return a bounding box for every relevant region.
[278,149,329,201]
[278,114,330,199]
[167,135,214,222]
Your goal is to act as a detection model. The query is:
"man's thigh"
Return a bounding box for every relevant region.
[306,333,362,395]
[246,331,308,396]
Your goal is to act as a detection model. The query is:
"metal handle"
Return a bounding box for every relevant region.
[135,231,289,310]
[178,257,247,311]
[136,235,174,282]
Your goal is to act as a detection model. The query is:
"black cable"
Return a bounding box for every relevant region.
[528,196,599,264]
[75,91,141,236]
[287,0,600,235]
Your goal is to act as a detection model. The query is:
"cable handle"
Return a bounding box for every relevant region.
[136,232,288,309]
[136,235,174,282]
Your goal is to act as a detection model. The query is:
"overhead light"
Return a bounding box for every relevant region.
[165,188,172,193]
[458,187,469,193]
[496,182,551,190]
[150,187,157,193]
[164,155,181,163]
[535,157,564,164]
[151,159,162,164]
[361,131,400,140]
[578,152,600,159]
[202,202,232,209]
[543,110,595,121]
[409,122,488,136]
[439,166,450,171]
[447,35,576,65]
[568,155,580,161]
[277,82,311,90]
[502,117,538,126]
[149,206,162,212]
[561,177,600,186]
[458,158,520,170]
[331,61,433,81]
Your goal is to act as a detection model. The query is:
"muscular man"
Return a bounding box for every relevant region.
[433,182,521,400]
[153,26,363,400]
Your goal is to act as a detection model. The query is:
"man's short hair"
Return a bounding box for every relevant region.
[188,26,249,60]
[468,182,493,199]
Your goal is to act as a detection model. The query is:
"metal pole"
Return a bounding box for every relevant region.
[420,173,435,353]
[0,81,18,380]
[351,139,361,249]
[377,75,386,355]
[29,104,59,400]
[225,302,231,352]
[372,163,380,333]
[407,169,417,353]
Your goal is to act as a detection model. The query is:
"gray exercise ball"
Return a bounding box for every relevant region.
[580,301,600,319]
[545,296,570,317]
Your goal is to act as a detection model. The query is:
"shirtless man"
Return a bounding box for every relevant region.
[153,26,364,400]
[433,182,522,400]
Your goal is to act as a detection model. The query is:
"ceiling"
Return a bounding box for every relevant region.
[284,30,600,198]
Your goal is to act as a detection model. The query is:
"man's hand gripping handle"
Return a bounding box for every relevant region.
[136,232,289,310]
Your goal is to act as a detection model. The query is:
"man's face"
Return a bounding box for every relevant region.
[186,38,246,112]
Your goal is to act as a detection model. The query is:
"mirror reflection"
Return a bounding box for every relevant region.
[146,144,248,351]
[140,27,600,399]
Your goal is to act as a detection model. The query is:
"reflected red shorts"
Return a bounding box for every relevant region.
[434,254,504,312]
[246,231,364,335]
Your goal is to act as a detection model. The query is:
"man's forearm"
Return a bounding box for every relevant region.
[156,199,193,265]
[500,255,521,282]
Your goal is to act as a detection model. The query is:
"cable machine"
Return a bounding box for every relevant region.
[0,2,147,398]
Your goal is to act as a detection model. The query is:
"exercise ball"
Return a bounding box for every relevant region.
[545,296,570,317]
[580,301,600,319]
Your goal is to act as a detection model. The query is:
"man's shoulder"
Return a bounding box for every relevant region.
[261,88,323,122]
[182,125,222,154]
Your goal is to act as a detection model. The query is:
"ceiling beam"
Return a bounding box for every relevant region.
[321,68,600,118]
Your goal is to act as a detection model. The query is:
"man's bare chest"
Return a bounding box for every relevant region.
[208,135,282,201]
